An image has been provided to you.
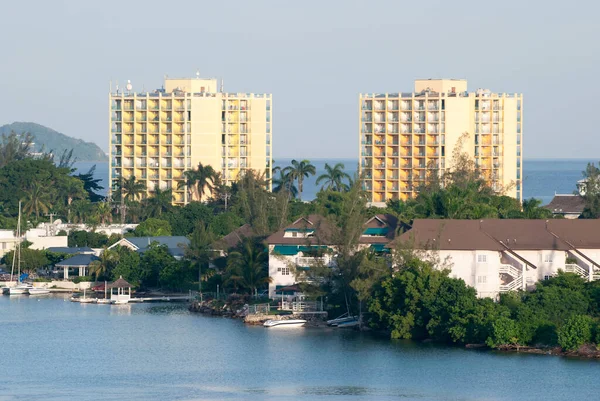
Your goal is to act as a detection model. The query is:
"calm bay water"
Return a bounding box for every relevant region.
[76,158,595,205]
[0,295,598,401]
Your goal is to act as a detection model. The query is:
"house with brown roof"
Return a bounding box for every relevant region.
[266,214,401,297]
[544,194,586,219]
[266,215,334,298]
[391,219,600,298]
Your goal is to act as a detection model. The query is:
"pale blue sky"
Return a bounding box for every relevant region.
[0,0,598,159]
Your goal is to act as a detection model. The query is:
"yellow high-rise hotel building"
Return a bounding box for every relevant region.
[109,76,272,205]
[359,79,523,206]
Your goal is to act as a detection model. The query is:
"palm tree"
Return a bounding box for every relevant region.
[145,188,173,217]
[95,201,113,226]
[225,238,271,297]
[22,181,52,219]
[272,169,298,199]
[178,163,217,202]
[70,199,92,224]
[117,176,145,201]
[89,248,119,281]
[285,159,316,201]
[184,223,215,299]
[316,162,351,191]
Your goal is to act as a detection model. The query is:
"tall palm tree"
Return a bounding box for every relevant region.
[22,181,52,219]
[95,201,113,226]
[178,163,217,202]
[225,238,271,297]
[184,223,215,299]
[89,248,119,281]
[117,175,146,201]
[316,162,351,192]
[285,159,316,201]
[272,169,298,199]
[70,199,92,224]
[145,188,173,217]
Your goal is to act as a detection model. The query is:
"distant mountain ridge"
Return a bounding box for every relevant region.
[0,122,107,162]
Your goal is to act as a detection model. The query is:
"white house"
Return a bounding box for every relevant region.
[392,219,600,299]
[266,214,400,298]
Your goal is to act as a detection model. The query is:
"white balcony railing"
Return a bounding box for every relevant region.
[564,264,588,277]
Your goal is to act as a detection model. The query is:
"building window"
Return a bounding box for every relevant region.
[544,275,552,281]
[277,267,290,276]
[291,232,298,238]
[477,255,487,263]
[477,276,487,284]
[544,254,553,263]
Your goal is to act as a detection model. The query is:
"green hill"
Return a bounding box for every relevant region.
[0,122,107,162]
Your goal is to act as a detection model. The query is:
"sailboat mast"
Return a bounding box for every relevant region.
[16,201,22,282]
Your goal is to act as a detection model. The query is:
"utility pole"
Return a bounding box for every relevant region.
[220,191,231,211]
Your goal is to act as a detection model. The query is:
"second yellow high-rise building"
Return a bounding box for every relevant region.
[109,76,272,205]
[359,79,523,206]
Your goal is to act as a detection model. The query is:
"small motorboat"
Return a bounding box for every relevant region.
[28,287,50,295]
[96,299,111,304]
[263,319,306,328]
[111,299,129,305]
[336,319,360,328]
[327,315,358,327]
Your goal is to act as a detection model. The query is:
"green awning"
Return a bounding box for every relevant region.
[370,244,389,253]
[363,227,389,236]
[272,245,299,255]
[285,228,315,233]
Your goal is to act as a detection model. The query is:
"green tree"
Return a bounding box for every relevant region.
[579,162,600,218]
[73,165,104,202]
[0,131,34,168]
[3,248,50,274]
[284,159,316,201]
[145,188,173,218]
[22,181,52,219]
[116,176,145,201]
[95,201,113,225]
[139,243,176,288]
[272,169,298,199]
[89,248,119,281]
[316,162,351,192]
[110,247,143,286]
[184,222,215,294]
[225,237,270,296]
[132,218,172,237]
[179,163,217,201]
[486,316,520,348]
[522,198,553,219]
[557,315,593,351]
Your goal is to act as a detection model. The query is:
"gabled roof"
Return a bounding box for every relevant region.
[391,219,600,252]
[108,276,131,289]
[213,224,255,250]
[544,195,585,215]
[267,215,334,245]
[360,214,401,244]
[47,246,94,255]
[110,236,190,257]
[55,254,99,267]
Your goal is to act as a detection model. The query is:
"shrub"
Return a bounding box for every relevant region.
[34,277,52,282]
[557,315,593,351]
[486,316,519,348]
[73,275,93,284]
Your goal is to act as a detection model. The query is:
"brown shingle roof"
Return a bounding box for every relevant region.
[214,224,255,250]
[266,215,334,245]
[393,220,503,251]
[108,276,132,289]
[391,219,590,251]
[546,219,600,249]
[544,195,585,215]
[360,214,401,244]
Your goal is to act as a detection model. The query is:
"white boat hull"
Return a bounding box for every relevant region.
[263,319,307,328]
[9,287,28,295]
[28,288,50,295]
[96,299,111,304]
[111,299,129,305]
